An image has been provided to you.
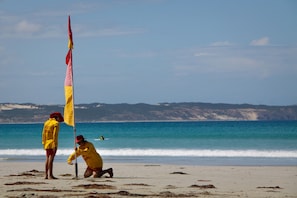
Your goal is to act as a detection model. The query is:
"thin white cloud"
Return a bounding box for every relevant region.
[0,23,62,39]
[194,52,213,57]
[173,45,297,79]
[15,20,41,33]
[210,41,233,47]
[0,10,144,39]
[77,26,145,37]
[0,21,143,39]
[118,51,156,58]
[0,13,45,38]
[250,37,269,46]
[0,4,144,39]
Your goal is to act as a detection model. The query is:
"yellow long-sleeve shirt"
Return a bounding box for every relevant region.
[67,141,103,170]
[42,118,59,149]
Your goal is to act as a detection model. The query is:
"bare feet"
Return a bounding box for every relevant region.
[45,176,58,179]
[108,168,113,178]
[93,168,113,178]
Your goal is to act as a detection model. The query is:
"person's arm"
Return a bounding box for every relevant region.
[41,124,46,146]
[53,123,59,148]
[67,148,82,165]
[67,152,75,164]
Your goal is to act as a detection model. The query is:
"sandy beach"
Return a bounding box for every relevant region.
[1,161,296,198]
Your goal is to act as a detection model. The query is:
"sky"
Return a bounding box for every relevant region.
[0,0,297,106]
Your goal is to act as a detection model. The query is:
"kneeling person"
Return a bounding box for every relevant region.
[67,135,113,178]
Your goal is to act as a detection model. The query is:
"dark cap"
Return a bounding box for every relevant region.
[50,112,64,122]
[76,135,85,143]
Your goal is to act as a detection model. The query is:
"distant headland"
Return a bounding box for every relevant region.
[0,102,297,123]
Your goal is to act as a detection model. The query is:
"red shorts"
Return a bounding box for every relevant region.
[46,149,56,157]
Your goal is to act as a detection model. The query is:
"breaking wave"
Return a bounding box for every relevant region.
[0,148,297,158]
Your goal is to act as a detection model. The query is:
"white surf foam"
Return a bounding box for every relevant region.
[0,148,297,158]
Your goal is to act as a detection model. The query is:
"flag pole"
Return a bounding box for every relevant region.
[72,55,78,179]
[64,15,78,178]
[71,48,78,178]
[69,17,78,179]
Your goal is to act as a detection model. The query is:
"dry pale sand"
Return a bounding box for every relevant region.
[0,161,297,198]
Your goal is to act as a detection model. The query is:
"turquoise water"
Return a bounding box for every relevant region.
[0,121,297,165]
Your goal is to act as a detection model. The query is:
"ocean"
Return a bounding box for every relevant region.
[0,121,297,166]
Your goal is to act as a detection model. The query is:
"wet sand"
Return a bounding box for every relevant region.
[1,162,297,197]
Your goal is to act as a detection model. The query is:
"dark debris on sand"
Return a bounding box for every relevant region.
[7,188,83,193]
[7,193,59,198]
[5,181,47,186]
[86,190,199,197]
[257,186,282,189]
[73,184,116,190]
[59,173,72,177]
[28,169,40,173]
[189,184,216,189]
[124,183,152,186]
[7,170,44,177]
[7,173,35,177]
[170,172,188,175]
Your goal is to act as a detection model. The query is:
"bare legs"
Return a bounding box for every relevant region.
[84,167,113,178]
[45,149,57,179]
[94,168,113,178]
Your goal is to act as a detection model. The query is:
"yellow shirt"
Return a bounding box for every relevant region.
[42,118,59,149]
[67,141,103,170]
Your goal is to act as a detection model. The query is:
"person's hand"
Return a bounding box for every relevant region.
[83,148,89,152]
[68,161,73,165]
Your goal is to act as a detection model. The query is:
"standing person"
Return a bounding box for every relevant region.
[42,112,64,179]
[67,135,113,178]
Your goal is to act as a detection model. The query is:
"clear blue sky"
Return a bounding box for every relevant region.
[0,0,297,105]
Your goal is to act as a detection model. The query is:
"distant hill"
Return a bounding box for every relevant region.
[0,102,297,123]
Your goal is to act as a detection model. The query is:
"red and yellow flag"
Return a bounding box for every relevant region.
[67,15,73,50]
[64,15,74,126]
